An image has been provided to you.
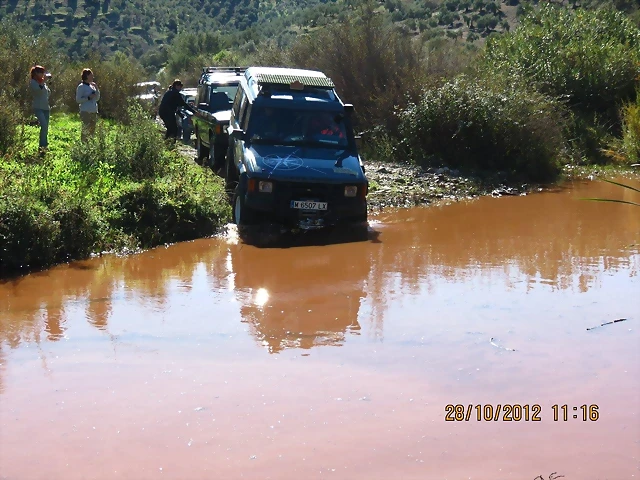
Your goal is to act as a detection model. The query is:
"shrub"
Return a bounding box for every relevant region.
[615,92,640,164]
[397,75,568,181]
[1,113,230,275]
[0,193,61,273]
[0,94,25,156]
[477,3,640,122]
[50,192,104,261]
[287,0,459,133]
[105,161,230,248]
[70,104,167,181]
[0,19,64,112]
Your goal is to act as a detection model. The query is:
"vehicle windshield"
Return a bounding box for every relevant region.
[248,107,349,148]
[209,85,239,111]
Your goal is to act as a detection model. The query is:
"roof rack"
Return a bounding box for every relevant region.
[253,72,335,90]
[201,66,246,75]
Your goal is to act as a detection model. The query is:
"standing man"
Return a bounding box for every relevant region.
[75,68,100,142]
[158,79,199,141]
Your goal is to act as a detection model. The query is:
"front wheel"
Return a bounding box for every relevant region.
[233,181,258,226]
[195,133,209,165]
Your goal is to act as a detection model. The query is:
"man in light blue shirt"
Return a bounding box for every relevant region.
[75,68,100,142]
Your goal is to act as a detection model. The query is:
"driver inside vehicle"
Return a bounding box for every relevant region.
[307,112,345,139]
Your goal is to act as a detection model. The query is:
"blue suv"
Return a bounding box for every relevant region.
[225,67,368,231]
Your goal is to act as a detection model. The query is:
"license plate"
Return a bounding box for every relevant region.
[291,200,328,210]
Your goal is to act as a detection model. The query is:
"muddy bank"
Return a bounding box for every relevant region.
[360,160,533,210]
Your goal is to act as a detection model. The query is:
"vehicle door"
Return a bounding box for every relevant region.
[194,84,207,145]
[230,90,249,171]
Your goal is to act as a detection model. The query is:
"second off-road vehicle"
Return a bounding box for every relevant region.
[192,66,245,168]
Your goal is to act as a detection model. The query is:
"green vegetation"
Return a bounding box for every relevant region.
[284,1,639,178]
[397,75,568,181]
[619,90,640,165]
[477,3,640,161]
[0,110,231,276]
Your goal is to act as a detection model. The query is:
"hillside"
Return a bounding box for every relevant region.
[0,0,343,62]
[2,0,637,71]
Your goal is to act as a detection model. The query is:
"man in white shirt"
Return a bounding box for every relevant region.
[75,68,100,142]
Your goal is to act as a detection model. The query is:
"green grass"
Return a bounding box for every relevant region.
[0,111,231,276]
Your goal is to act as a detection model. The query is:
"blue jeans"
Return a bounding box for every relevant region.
[34,108,50,148]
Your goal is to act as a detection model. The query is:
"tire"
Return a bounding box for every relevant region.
[232,180,258,226]
[195,132,209,165]
[208,133,224,173]
[208,136,216,171]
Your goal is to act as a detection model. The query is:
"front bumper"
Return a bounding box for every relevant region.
[244,180,367,227]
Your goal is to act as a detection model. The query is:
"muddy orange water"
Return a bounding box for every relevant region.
[1,178,639,480]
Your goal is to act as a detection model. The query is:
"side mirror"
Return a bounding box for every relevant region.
[198,103,209,111]
[344,104,355,115]
[229,128,245,140]
[354,135,362,150]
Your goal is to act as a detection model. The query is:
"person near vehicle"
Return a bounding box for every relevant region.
[75,68,100,142]
[29,65,51,151]
[158,80,199,140]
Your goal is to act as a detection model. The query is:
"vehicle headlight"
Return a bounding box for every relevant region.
[344,185,358,197]
[259,181,273,193]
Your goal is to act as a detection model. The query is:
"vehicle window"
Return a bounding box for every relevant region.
[247,108,348,148]
[197,85,206,105]
[232,88,244,117]
[210,84,239,104]
[241,104,252,131]
[237,95,249,127]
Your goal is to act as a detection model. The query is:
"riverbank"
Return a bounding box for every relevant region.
[0,113,230,277]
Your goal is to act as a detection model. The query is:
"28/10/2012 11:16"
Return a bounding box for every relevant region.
[443,404,600,421]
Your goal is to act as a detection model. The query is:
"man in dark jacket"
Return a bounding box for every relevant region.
[158,79,199,140]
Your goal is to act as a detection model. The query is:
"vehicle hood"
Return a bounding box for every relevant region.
[245,144,365,182]
[199,109,231,124]
[213,110,231,124]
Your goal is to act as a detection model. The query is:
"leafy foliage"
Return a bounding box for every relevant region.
[478,4,640,117]
[397,75,568,181]
[619,91,640,164]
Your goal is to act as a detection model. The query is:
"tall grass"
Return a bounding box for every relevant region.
[476,3,640,161]
[478,4,640,114]
[620,93,640,164]
[397,75,569,181]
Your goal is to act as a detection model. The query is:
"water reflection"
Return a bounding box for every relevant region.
[0,177,638,355]
[366,178,639,295]
[0,240,229,348]
[227,239,368,353]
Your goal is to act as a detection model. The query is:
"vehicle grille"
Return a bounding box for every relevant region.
[276,182,342,202]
